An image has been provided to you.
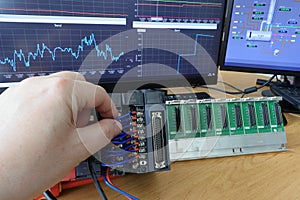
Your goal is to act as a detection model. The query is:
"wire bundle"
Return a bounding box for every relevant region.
[101,112,140,168]
[103,167,139,200]
[87,111,141,199]
[88,157,139,200]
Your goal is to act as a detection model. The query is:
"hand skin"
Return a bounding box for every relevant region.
[0,71,122,200]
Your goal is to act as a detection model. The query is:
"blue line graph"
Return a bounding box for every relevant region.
[177,34,214,73]
[0,33,125,71]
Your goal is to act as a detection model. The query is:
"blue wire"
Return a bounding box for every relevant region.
[103,173,139,200]
[112,137,133,145]
[116,112,131,120]
[121,130,134,135]
[111,132,134,142]
[103,146,136,154]
[122,124,132,130]
[125,131,134,135]
[102,147,131,153]
[118,117,132,124]
[123,144,135,151]
[111,131,129,141]
[101,156,137,167]
[112,132,130,140]
[112,135,128,141]
[102,149,135,155]
[101,151,134,156]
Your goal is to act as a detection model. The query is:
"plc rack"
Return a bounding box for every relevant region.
[166,97,287,161]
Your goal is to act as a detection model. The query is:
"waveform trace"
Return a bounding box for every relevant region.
[177,33,214,73]
[0,33,125,71]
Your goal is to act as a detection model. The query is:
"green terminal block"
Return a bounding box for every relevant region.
[166,97,287,161]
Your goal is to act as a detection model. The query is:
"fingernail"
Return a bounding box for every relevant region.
[108,100,118,118]
[112,107,118,118]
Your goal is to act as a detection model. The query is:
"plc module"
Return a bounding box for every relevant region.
[166,97,287,161]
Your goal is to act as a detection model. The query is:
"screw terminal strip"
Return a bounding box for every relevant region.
[98,90,170,174]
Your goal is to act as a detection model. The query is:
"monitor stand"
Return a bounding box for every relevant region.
[269,75,300,114]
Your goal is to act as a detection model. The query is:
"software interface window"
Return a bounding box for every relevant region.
[223,0,300,73]
[0,0,225,90]
[222,0,300,112]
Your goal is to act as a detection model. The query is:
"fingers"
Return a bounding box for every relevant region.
[48,71,118,119]
[76,108,92,128]
[72,81,118,118]
[76,119,122,156]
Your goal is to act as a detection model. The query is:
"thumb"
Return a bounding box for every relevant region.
[76,119,122,156]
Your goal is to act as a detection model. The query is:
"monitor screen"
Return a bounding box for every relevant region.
[0,0,226,92]
[221,0,300,76]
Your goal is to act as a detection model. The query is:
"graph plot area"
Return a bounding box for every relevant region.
[0,0,132,84]
[0,23,131,83]
[0,32,124,72]
[135,0,223,23]
[0,0,128,17]
[137,29,217,77]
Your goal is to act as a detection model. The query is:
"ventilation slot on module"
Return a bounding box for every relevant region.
[262,103,270,126]
[190,106,198,131]
[248,104,256,127]
[206,105,212,130]
[234,104,242,128]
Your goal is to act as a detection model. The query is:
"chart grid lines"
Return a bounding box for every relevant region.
[0,0,226,86]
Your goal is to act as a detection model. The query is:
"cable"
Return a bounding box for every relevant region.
[218,81,243,92]
[111,132,129,141]
[111,137,133,145]
[101,156,138,167]
[43,190,57,200]
[87,157,108,200]
[199,85,244,95]
[122,124,132,130]
[105,174,131,200]
[199,75,277,97]
[118,118,132,125]
[103,168,139,200]
[116,112,131,120]
[99,112,139,199]
[241,75,277,98]
[256,75,277,89]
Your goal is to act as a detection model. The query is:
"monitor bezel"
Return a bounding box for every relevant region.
[99,74,218,93]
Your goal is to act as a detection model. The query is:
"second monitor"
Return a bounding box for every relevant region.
[221,0,300,112]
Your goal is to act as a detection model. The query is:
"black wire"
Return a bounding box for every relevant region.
[241,75,277,98]
[218,81,244,92]
[199,75,277,97]
[257,75,277,89]
[87,157,108,200]
[43,190,57,200]
[199,85,244,95]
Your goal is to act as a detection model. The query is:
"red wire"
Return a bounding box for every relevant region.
[106,168,132,200]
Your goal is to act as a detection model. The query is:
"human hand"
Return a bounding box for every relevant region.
[0,71,122,200]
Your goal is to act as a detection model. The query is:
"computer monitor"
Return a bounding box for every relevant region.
[0,0,227,93]
[221,0,300,111]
